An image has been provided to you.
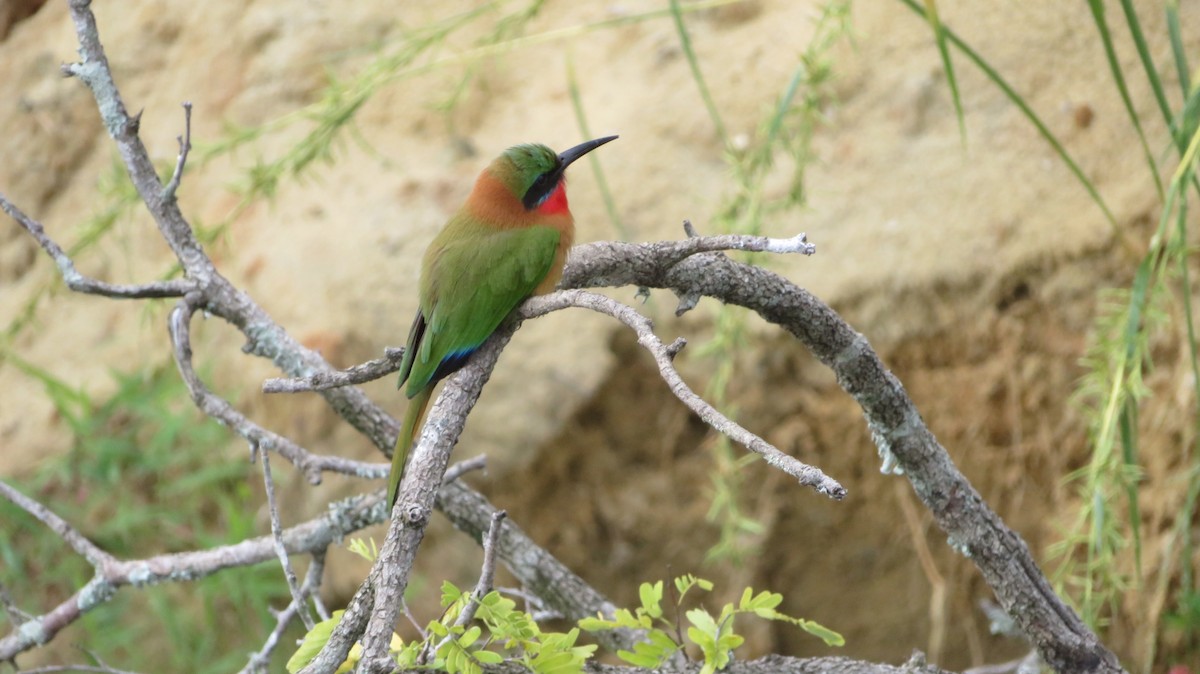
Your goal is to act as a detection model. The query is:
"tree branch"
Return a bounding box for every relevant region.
[0,479,114,570]
[262,348,405,393]
[162,101,193,203]
[520,290,846,499]
[558,239,1124,674]
[239,552,328,674]
[0,487,384,662]
[168,296,387,483]
[260,446,316,631]
[0,193,194,299]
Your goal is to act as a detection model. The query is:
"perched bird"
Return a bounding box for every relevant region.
[388,136,618,507]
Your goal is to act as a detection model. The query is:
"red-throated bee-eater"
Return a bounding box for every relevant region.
[388,136,618,507]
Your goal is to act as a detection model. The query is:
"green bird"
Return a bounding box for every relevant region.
[388,136,618,507]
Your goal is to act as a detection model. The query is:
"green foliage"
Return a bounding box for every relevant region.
[905,0,1200,661]
[566,53,627,240]
[346,536,381,562]
[580,575,842,673]
[289,581,595,674]
[0,363,290,673]
[286,610,403,674]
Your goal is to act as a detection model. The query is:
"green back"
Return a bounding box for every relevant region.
[399,219,560,398]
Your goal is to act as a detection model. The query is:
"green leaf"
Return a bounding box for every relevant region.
[474,650,504,664]
[615,630,682,669]
[686,607,718,636]
[286,611,344,674]
[799,620,845,647]
[441,580,464,607]
[617,649,663,669]
[640,580,664,619]
[459,625,482,647]
[578,616,615,631]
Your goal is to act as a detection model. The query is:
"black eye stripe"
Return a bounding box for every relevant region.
[521,167,562,210]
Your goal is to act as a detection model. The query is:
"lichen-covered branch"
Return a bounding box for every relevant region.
[521,290,846,499]
[558,239,1124,674]
[0,486,383,661]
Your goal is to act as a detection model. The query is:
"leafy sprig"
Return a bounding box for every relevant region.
[580,575,843,674]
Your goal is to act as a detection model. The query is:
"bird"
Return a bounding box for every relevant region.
[387,135,618,508]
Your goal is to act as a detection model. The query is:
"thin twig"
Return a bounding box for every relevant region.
[239,549,328,674]
[263,349,406,393]
[239,600,305,674]
[0,193,194,299]
[260,446,315,631]
[462,511,506,624]
[162,101,193,202]
[442,455,487,484]
[307,550,331,622]
[17,657,141,666]
[0,581,31,625]
[168,298,387,483]
[0,492,384,661]
[423,511,507,663]
[520,290,847,500]
[0,479,115,569]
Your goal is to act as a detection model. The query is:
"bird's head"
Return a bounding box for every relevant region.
[489,136,618,212]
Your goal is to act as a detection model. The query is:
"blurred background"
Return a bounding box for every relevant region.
[0,0,1197,671]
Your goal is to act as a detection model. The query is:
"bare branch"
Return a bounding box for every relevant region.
[162,101,193,202]
[0,479,115,569]
[520,290,847,500]
[260,447,315,631]
[168,297,387,483]
[308,551,331,621]
[239,551,328,674]
[442,455,487,484]
[262,349,405,393]
[0,492,384,661]
[16,664,143,674]
[425,511,507,662]
[561,242,1124,674]
[461,510,506,624]
[0,581,31,625]
[0,193,194,299]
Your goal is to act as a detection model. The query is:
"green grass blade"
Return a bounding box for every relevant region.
[1118,0,1173,131]
[1166,1,1191,95]
[669,0,729,147]
[1117,398,1141,579]
[566,54,627,240]
[920,0,966,145]
[896,0,1118,231]
[1086,0,1163,201]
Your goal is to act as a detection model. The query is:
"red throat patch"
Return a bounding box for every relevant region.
[537,182,570,215]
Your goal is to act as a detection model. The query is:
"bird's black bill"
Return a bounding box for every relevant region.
[557,135,618,169]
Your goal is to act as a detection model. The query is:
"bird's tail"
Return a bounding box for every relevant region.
[388,386,434,508]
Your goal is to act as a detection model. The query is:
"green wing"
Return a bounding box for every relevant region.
[398,224,560,398]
